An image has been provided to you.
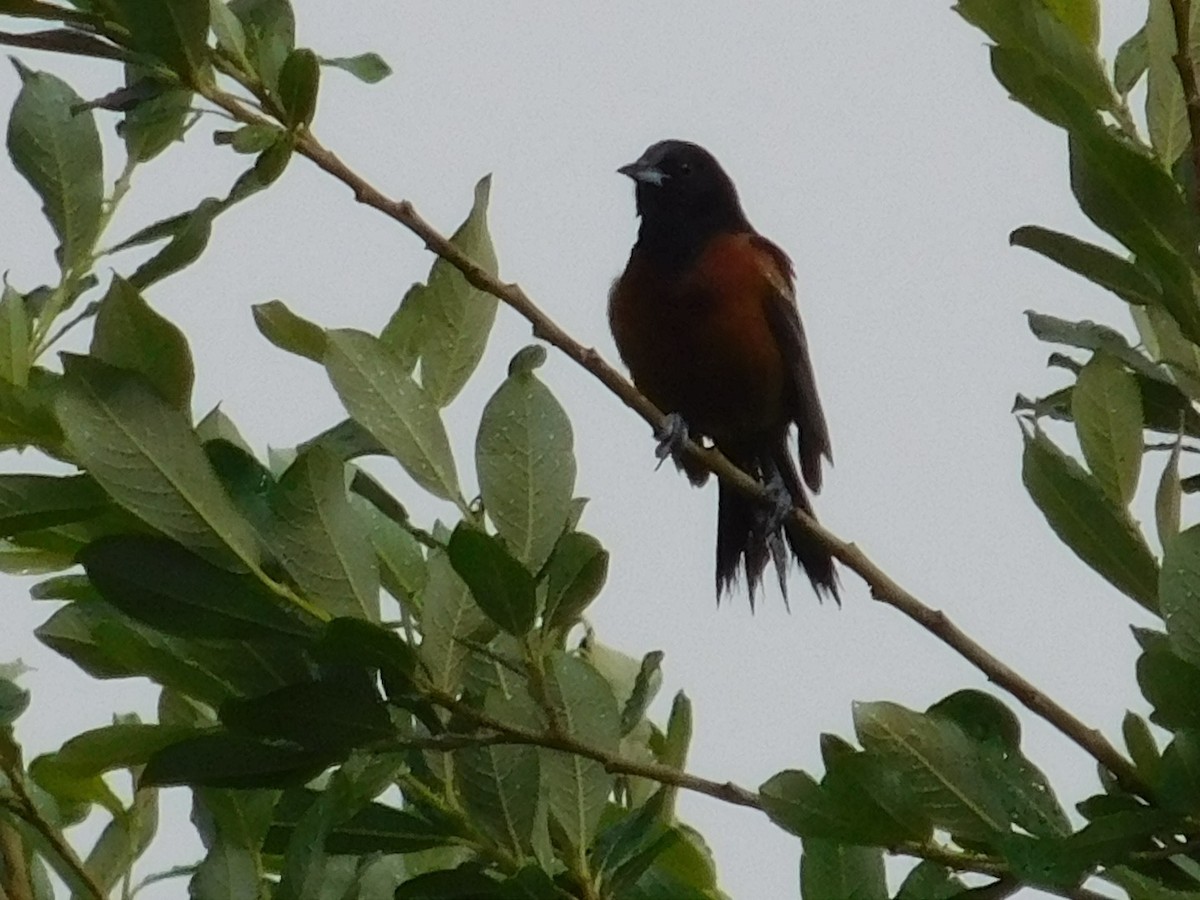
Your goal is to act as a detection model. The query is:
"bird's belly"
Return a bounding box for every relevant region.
[614,293,786,442]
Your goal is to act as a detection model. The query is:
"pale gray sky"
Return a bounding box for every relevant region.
[0,2,1157,898]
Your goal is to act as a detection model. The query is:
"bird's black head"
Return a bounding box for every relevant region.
[619,140,751,263]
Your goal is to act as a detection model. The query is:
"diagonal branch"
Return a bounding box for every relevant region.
[196,86,1147,798]
[1170,0,1200,211]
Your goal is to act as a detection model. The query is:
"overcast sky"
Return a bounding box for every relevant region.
[0,2,1157,898]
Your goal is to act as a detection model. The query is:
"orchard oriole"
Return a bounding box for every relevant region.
[609,140,838,604]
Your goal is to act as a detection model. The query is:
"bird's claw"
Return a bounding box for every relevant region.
[654,412,691,471]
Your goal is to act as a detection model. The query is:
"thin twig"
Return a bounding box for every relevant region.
[194,85,1148,799]
[1170,0,1200,211]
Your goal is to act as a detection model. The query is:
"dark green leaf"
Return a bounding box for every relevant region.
[1138,642,1200,729]
[313,617,418,696]
[267,789,455,855]
[1072,351,1144,506]
[252,299,326,362]
[320,52,391,83]
[447,524,536,635]
[1157,435,1183,546]
[92,276,194,408]
[620,651,664,736]
[353,495,426,605]
[324,329,461,502]
[381,177,499,407]
[1114,26,1148,95]
[79,535,319,640]
[1159,730,1200,812]
[128,198,218,290]
[221,676,392,752]
[895,862,966,900]
[543,531,608,629]
[394,865,502,900]
[121,70,191,163]
[476,346,576,571]
[0,368,64,455]
[1123,712,1162,788]
[55,356,262,571]
[1069,123,1200,346]
[0,677,30,726]
[1011,225,1161,307]
[143,732,333,788]
[266,446,379,621]
[278,47,319,128]
[6,62,102,273]
[114,0,210,77]
[0,473,105,536]
[1042,0,1099,48]
[1022,428,1159,610]
[1146,0,1200,167]
[800,838,886,900]
[36,722,193,781]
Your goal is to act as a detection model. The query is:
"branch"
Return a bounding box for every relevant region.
[195,85,1147,798]
[1170,0,1200,211]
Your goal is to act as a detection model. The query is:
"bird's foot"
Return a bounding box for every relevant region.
[762,470,794,609]
[654,412,691,471]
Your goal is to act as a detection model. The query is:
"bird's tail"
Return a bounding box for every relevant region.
[715,445,839,608]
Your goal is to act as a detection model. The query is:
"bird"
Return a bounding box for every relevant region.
[608,139,838,605]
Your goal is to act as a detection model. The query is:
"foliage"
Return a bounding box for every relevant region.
[0,1,1199,899]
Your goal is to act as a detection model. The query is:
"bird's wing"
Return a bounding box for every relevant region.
[751,235,832,492]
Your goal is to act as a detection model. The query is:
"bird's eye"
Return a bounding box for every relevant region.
[678,161,692,176]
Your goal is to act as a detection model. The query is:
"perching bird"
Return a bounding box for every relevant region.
[608,140,838,605]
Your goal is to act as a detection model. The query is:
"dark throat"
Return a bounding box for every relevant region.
[634,207,752,274]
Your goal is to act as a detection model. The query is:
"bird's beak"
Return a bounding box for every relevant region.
[618,160,667,186]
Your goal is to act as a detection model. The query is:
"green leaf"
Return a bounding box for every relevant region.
[1146,0,1200,167]
[759,767,922,846]
[6,62,103,273]
[1158,525,1200,669]
[189,837,259,900]
[954,0,1114,112]
[0,286,30,387]
[128,198,219,290]
[455,690,543,859]
[92,276,194,409]
[79,535,319,640]
[1011,226,1162,307]
[541,652,619,853]
[1022,428,1159,610]
[54,356,262,572]
[1069,123,1200,346]
[121,72,191,163]
[1137,641,1200,730]
[1115,26,1149,95]
[1123,711,1162,787]
[114,0,210,77]
[620,651,664,736]
[853,700,1009,841]
[267,789,456,855]
[252,299,326,361]
[313,618,418,699]
[229,0,295,90]
[0,368,64,455]
[1025,311,1169,383]
[800,838,886,900]
[37,598,313,705]
[1159,730,1200,811]
[278,47,319,128]
[221,676,392,752]
[143,732,333,788]
[266,446,379,621]
[895,862,966,900]
[0,473,105,536]
[418,550,494,693]
[928,692,1070,838]
[0,677,29,726]
[36,723,194,780]
[476,346,576,571]
[324,329,461,503]
[320,52,391,83]
[1072,351,1144,506]
[1043,0,1099,47]
[381,176,499,407]
[543,531,608,629]
[446,524,536,635]
[1157,435,1183,546]
[353,495,426,605]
